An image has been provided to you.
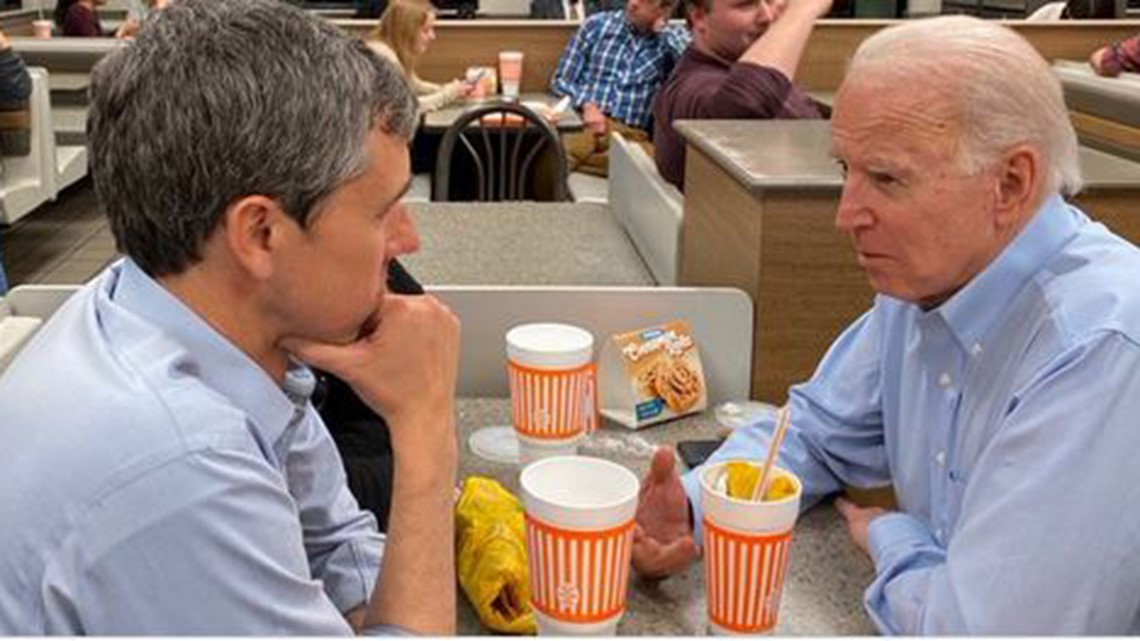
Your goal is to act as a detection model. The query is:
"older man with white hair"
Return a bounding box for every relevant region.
[630,15,1140,634]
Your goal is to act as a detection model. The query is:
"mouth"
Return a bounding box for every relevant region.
[854,250,889,267]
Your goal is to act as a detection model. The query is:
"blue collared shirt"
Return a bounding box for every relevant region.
[551,10,689,129]
[0,259,386,634]
[683,196,1140,634]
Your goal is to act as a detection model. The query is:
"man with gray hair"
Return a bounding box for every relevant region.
[0,0,459,634]
[632,16,1140,633]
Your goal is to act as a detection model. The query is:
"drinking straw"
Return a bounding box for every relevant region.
[750,404,791,503]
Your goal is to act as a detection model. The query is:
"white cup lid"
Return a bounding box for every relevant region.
[506,322,593,369]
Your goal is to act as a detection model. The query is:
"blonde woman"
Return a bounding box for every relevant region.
[368,0,470,113]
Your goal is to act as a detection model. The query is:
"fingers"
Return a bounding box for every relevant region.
[833,496,857,521]
[632,532,700,580]
[646,446,677,486]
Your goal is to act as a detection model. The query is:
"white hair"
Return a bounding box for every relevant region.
[846,16,1082,197]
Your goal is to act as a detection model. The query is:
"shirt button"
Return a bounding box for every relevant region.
[939,372,952,388]
[935,451,946,467]
[971,342,983,357]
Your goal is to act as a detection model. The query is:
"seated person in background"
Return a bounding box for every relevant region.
[54,0,133,38]
[652,0,828,190]
[552,0,689,177]
[368,0,471,114]
[0,0,460,633]
[1090,33,1140,76]
[0,28,30,296]
[633,16,1140,633]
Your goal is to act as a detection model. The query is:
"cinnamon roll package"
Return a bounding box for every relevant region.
[598,320,708,429]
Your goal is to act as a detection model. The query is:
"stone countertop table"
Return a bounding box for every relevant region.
[402,201,654,286]
[455,397,878,635]
[674,119,1140,194]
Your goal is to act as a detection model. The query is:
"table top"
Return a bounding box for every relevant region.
[675,119,1140,194]
[455,398,878,635]
[401,201,654,286]
[422,93,583,133]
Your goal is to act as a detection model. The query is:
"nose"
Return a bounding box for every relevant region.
[835,176,874,234]
[388,205,422,256]
[758,0,782,23]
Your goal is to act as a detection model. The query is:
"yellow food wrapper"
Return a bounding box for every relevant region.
[725,462,797,502]
[455,477,537,635]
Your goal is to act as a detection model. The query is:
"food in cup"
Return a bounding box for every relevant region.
[701,462,802,634]
[725,461,798,502]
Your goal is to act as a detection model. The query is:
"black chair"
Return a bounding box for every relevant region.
[432,100,569,202]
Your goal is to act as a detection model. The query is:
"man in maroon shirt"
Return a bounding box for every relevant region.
[1089,34,1140,77]
[652,0,831,190]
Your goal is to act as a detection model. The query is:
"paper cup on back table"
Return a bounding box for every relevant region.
[507,323,596,467]
[498,51,524,99]
[700,462,802,635]
[521,456,639,635]
[32,19,53,38]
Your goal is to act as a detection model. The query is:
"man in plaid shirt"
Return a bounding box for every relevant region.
[552,0,690,176]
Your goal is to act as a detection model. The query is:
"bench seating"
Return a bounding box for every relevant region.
[609,131,683,285]
[1054,59,1140,161]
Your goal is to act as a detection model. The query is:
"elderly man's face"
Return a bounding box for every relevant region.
[692,0,782,61]
[831,76,1004,308]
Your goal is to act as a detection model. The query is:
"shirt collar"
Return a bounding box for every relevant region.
[104,258,313,446]
[934,194,1081,352]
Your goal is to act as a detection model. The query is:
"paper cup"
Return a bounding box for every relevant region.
[521,456,639,635]
[498,50,523,99]
[32,19,53,39]
[700,462,802,635]
[506,323,596,466]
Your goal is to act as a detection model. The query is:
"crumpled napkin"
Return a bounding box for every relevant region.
[455,476,537,635]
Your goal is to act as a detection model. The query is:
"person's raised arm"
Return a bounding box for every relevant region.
[283,293,461,634]
[739,0,832,82]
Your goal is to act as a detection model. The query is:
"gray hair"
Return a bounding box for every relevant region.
[846,16,1082,197]
[89,0,417,276]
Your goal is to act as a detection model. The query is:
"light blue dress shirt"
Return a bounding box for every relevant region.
[0,259,387,634]
[683,196,1140,634]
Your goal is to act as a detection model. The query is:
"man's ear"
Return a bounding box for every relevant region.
[993,144,1040,229]
[221,195,295,280]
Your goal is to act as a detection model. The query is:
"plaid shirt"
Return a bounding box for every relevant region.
[552,10,690,130]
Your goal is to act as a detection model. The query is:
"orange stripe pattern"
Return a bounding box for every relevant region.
[524,514,634,624]
[703,519,794,634]
[508,361,597,440]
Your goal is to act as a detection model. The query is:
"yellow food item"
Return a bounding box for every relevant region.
[455,476,537,634]
[725,462,796,502]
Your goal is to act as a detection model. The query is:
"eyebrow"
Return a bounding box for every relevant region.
[378,176,414,216]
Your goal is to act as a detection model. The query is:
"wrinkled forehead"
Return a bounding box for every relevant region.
[831,71,962,162]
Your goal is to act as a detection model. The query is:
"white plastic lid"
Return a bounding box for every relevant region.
[506,323,593,369]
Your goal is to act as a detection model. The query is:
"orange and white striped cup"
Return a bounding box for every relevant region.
[520,456,639,635]
[700,462,802,635]
[506,323,596,466]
